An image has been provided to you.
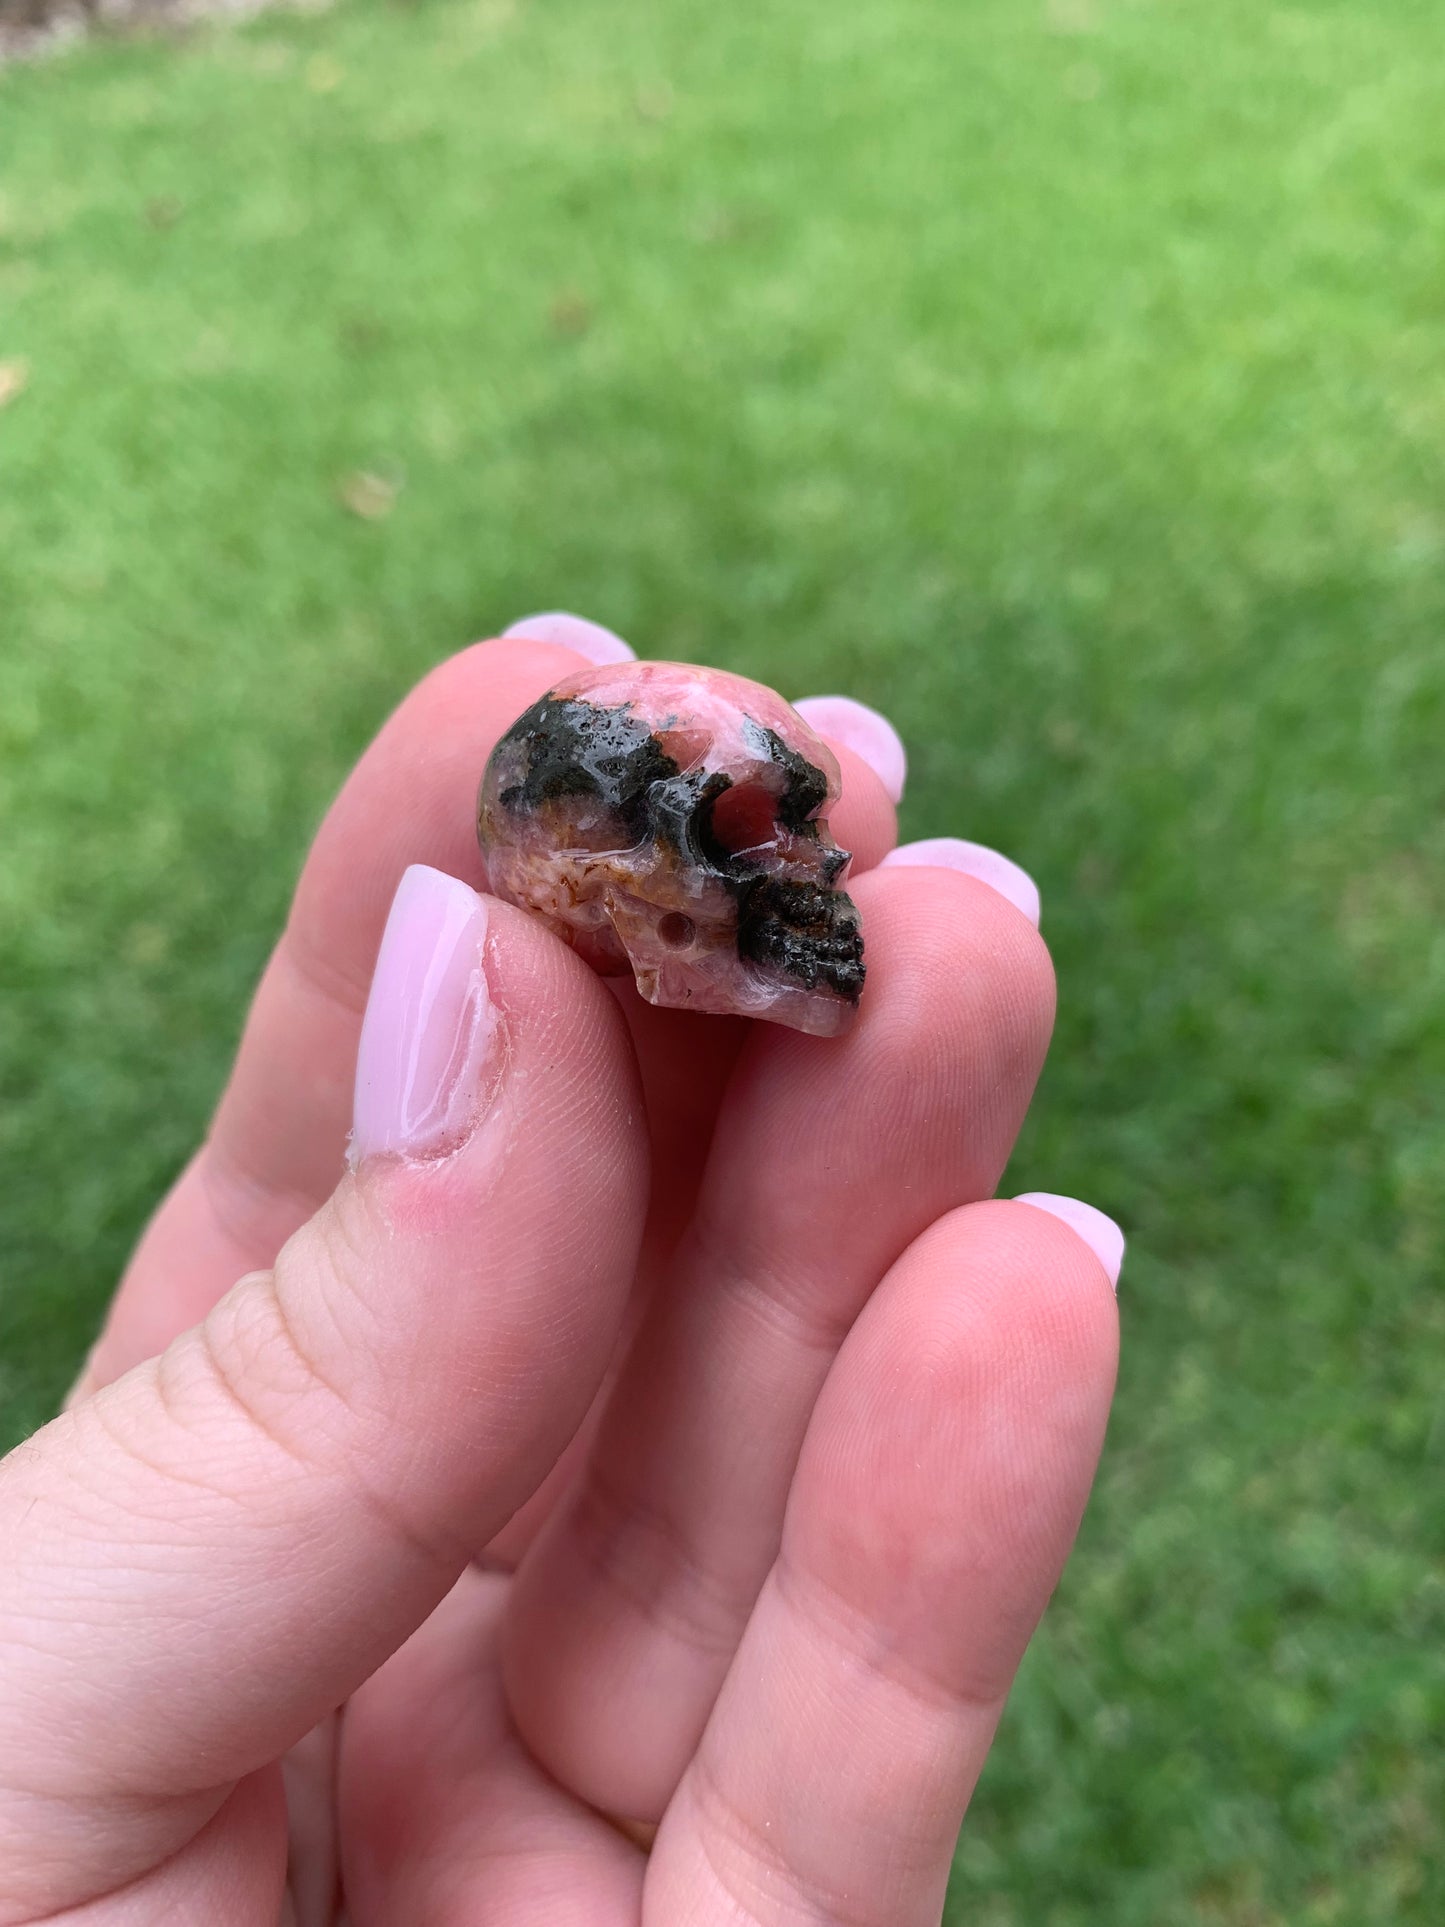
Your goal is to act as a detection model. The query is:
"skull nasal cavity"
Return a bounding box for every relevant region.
[709,783,780,855]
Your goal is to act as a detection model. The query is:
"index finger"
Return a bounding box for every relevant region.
[84,636,898,1386]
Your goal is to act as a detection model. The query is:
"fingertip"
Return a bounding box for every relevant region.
[880,838,1041,928]
[1013,1193,1125,1289]
[502,612,637,666]
[848,858,1056,1080]
[793,695,908,805]
[815,741,897,876]
[349,866,496,1168]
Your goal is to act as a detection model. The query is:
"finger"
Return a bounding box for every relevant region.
[83,642,896,1393]
[80,634,590,1389]
[505,861,1056,1819]
[792,694,907,807]
[808,737,898,875]
[881,835,1040,927]
[646,1198,1120,1926]
[17,1776,286,1927]
[0,875,647,1922]
[617,711,901,1270]
[339,1570,643,1927]
[502,609,638,665]
[280,1717,340,1927]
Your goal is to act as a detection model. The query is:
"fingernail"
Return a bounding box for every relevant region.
[502,611,636,666]
[792,695,907,804]
[1014,1193,1125,1289]
[350,865,501,1164]
[881,837,1041,927]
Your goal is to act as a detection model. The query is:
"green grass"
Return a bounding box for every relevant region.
[3,0,1443,1916]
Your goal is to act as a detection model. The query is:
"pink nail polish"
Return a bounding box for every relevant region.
[350,866,500,1164]
[502,612,636,666]
[792,695,907,804]
[881,837,1041,927]
[1014,1193,1125,1289]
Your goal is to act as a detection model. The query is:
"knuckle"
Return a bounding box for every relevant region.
[690,1746,881,1927]
[189,1270,351,1482]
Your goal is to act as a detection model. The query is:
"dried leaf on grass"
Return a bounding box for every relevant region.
[0,359,30,408]
[338,470,399,520]
[306,54,344,94]
[548,290,592,338]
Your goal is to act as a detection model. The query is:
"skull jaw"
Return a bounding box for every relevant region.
[483,843,862,1035]
[606,891,860,1037]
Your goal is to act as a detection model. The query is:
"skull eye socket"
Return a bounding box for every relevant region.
[707,782,781,857]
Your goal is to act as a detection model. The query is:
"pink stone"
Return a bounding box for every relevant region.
[477,661,865,1035]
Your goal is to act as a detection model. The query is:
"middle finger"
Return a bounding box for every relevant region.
[505,861,1057,1822]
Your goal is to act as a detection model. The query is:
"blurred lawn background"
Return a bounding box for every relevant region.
[3,0,1443,1917]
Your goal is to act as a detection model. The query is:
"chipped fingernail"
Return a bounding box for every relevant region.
[1014,1193,1125,1289]
[502,612,637,665]
[880,837,1040,927]
[793,695,907,805]
[350,866,501,1164]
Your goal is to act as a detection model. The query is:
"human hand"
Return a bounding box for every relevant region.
[0,618,1121,1925]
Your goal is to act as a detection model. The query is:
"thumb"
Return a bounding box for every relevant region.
[0,867,647,1920]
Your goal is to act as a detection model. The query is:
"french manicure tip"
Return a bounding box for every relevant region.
[880,838,1041,926]
[1014,1193,1125,1288]
[793,695,907,804]
[502,611,637,665]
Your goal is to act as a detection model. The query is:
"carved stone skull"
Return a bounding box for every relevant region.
[477,660,865,1035]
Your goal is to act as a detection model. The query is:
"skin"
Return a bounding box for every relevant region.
[0,635,1119,1926]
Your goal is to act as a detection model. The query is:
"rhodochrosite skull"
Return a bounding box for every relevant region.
[477,661,865,1035]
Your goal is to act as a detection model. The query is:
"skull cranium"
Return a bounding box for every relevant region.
[477,661,865,1035]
